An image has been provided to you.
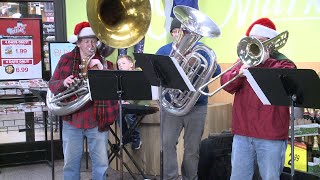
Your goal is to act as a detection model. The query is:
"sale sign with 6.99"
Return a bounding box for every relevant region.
[0,18,42,80]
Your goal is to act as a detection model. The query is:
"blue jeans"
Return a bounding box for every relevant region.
[230,135,287,180]
[62,121,109,180]
[118,114,140,144]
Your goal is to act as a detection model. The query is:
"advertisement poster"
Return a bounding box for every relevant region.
[42,22,55,41]
[49,42,75,75]
[0,18,42,80]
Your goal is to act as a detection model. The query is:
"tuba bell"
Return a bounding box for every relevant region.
[46,0,151,116]
[199,30,289,97]
[87,0,151,48]
[161,5,221,116]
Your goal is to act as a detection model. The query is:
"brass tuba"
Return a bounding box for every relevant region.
[87,0,151,48]
[46,0,151,116]
[161,5,221,116]
[199,30,289,96]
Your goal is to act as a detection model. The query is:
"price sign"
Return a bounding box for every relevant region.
[0,18,42,80]
[0,58,39,79]
[1,38,33,59]
[284,142,307,172]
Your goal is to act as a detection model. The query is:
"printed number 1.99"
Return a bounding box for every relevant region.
[16,49,27,54]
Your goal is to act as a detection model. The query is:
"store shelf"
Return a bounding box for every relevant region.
[0,79,57,167]
[289,123,320,137]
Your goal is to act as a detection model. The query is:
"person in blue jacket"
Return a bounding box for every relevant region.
[170,0,199,18]
[156,18,221,180]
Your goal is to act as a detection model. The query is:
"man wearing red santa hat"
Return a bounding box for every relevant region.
[221,18,296,180]
[49,21,118,180]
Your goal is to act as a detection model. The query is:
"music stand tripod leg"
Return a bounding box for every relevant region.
[112,149,139,180]
[108,128,120,162]
[289,95,297,180]
[108,139,117,162]
[159,86,164,180]
[122,145,148,179]
[118,99,124,180]
[122,116,144,145]
[109,120,148,179]
[122,115,148,178]
[48,112,55,180]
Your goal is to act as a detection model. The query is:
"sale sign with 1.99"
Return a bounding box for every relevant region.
[0,18,42,80]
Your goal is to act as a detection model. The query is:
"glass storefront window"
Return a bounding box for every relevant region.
[0,2,20,17]
[0,2,54,22]
[0,1,64,166]
[28,2,54,22]
[0,1,56,72]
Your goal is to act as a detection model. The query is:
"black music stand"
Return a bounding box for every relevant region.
[244,68,320,180]
[29,87,56,180]
[108,104,158,180]
[87,70,153,180]
[134,53,195,180]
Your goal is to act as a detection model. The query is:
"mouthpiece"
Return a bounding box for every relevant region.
[89,48,95,53]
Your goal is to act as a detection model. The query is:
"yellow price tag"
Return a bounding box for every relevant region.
[284,142,307,172]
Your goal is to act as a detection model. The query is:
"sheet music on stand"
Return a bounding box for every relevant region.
[134,53,195,92]
[87,70,156,180]
[243,68,320,108]
[134,53,195,180]
[87,70,158,101]
[243,67,320,180]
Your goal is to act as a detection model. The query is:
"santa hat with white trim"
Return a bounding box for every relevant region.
[246,18,278,39]
[68,21,96,44]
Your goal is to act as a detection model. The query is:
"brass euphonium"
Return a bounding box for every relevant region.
[46,50,96,116]
[161,5,221,116]
[199,30,289,96]
[47,0,151,116]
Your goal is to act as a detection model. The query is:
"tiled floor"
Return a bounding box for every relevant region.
[0,113,60,144]
[0,158,160,180]
[0,113,162,180]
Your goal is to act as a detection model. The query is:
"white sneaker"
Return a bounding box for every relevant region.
[132,141,142,150]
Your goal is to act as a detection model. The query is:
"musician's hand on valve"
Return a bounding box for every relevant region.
[239,64,250,77]
[63,75,74,88]
[89,59,103,70]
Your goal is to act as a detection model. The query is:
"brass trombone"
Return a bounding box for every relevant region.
[199,30,289,97]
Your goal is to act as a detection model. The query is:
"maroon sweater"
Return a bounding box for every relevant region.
[48,47,118,131]
[221,58,296,140]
